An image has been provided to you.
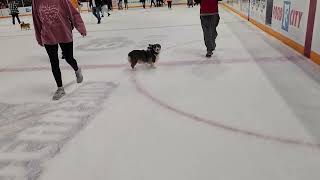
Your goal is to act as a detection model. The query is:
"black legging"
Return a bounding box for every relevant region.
[167,1,172,8]
[11,13,21,25]
[44,42,79,88]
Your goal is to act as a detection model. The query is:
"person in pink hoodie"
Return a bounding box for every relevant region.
[32,0,87,100]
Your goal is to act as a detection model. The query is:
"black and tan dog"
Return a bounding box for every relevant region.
[20,22,31,30]
[128,44,161,69]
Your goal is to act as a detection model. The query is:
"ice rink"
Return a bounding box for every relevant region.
[0,4,320,180]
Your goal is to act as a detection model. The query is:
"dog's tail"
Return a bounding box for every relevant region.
[128,53,138,69]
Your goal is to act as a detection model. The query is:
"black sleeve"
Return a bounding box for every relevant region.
[194,0,201,4]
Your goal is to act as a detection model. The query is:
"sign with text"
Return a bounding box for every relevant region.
[271,0,309,45]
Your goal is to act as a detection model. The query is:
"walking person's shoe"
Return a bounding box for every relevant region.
[52,87,65,101]
[206,51,213,58]
[75,68,83,83]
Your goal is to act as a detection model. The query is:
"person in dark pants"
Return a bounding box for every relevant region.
[156,0,161,7]
[89,0,103,24]
[32,0,87,100]
[45,42,80,87]
[101,0,111,16]
[8,0,21,25]
[167,0,172,8]
[107,0,112,10]
[140,0,146,8]
[124,0,128,9]
[150,0,156,7]
[195,0,219,57]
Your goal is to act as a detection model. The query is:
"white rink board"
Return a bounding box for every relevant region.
[271,0,309,45]
[0,7,32,17]
[229,0,242,12]
[0,5,320,180]
[249,0,267,24]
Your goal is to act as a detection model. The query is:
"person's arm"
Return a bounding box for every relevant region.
[62,0,87,36]
[31,0,43,46]
[194,0,200,4]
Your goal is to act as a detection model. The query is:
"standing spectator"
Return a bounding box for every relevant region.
[140,0,145,8]
[167,0,172,9]
[124,0,128,9]
[101,0,111,16]
[161,0,165,6]
[107,0,112,10]
[150,0,156,7]
[8,0,21,25]
[32,0,87,100]
[195,0,219,57]
[89,0,103,24]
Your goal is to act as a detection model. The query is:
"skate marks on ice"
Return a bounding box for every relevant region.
[0,103,48,139]
[76,35,167,52]
[135,35,168,49]
[0,82,117,180]
[76,37,135,51]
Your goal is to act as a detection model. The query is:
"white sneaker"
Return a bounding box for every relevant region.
[52,87,65,101]
[75,68,83,83]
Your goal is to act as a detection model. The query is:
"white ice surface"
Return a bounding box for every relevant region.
[0,5,320,180]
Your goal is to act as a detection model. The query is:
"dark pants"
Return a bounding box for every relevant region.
[92,6,101,22]
[167,1,172,8]
[141,0,145,8]
[107,2,112,10]
[150,0,156,7]
[44,42,79,88]
[200,14,220,52]
[11,13,21,25]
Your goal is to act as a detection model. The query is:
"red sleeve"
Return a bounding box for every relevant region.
[62,0,87,35]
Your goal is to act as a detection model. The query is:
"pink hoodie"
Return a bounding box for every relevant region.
[32,0,87,46]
